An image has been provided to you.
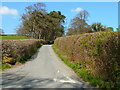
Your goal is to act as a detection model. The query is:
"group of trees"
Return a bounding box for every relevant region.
[17,3,115,40]
[16,3,66,41]
[66,10,113,36]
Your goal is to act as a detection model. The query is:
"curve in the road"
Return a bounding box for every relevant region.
[2,45,94,88]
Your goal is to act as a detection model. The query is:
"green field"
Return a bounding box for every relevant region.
[0,35,27,40]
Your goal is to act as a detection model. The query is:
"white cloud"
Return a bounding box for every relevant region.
[71,8,83,13]
[0,6,18,15]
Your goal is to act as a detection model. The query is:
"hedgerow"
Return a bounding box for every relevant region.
[53,31,120,88]
[2,39,44,65]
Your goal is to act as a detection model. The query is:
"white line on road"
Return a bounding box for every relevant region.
[53,70,76,84]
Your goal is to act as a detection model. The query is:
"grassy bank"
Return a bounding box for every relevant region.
[52,46,119,89]
[0,62,11,70]
[53,31,120,89]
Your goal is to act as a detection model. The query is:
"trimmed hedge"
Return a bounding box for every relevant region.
[2,39,44,64]
[54,31,120,88]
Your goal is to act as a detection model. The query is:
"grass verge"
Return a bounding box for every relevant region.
[52,45,119,89]
[0,62,12,71]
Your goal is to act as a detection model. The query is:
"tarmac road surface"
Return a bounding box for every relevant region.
[1,45,93,88]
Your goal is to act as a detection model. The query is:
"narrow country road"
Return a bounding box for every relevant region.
[2,45,93,88]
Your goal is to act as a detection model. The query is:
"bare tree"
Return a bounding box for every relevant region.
[67,10,92,35]
[77,10,89,21]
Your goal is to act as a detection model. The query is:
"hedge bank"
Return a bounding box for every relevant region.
[53,31,120,88]
[2,39,44,65]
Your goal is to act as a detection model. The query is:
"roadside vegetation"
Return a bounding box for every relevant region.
[1,39,44,70]
[53,31,120,89]
[52,5,119,89]
[0,62,11,70]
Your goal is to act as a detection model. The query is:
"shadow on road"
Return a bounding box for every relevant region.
[2,72,91,89]
[1,45,95,89]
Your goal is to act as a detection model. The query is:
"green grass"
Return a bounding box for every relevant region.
[52,46,120,89]
[0,62,12,71]
[1,35,27,40]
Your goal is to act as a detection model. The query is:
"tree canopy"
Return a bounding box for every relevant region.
[17,3,114,38]
[66,10,92,36]
[67,10,114,36]
[16,3,66,42]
